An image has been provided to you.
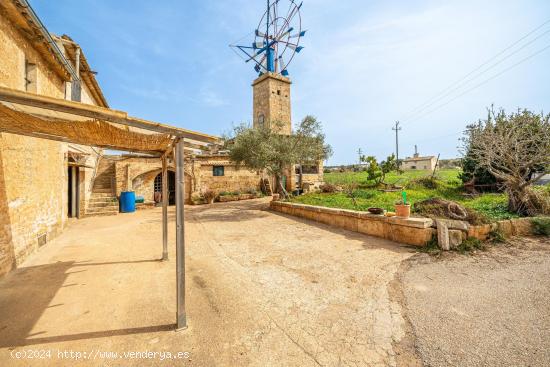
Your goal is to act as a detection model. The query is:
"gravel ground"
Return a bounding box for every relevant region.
[401,236,550,367]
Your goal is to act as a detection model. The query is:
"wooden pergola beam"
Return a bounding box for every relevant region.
[0,86,220,144]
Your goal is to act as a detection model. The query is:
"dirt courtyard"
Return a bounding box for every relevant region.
[0,198,419,366]
[0,198,548,366]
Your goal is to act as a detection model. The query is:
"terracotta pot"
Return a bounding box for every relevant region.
[395,204,411,218]
[272,194,280,201]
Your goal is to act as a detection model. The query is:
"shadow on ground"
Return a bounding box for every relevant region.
[0,259,172,348]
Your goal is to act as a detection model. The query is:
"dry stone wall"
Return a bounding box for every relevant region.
[0,12,70,276]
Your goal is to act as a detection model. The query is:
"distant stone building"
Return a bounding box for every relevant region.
[402,148,437,171]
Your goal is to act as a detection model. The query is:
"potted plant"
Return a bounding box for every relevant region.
[394,191,411,218]
[203,189,217,205]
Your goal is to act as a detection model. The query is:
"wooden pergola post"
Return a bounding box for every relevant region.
[175,138,187,330]
[161,153,169,261]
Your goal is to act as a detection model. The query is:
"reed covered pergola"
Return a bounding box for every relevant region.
[0,86,220,330]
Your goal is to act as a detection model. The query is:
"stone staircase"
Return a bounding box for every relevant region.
[86,158,118,217]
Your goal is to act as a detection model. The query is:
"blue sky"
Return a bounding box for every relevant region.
[32,0,550,165]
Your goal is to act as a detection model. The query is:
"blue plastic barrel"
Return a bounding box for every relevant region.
[120,191,136,213]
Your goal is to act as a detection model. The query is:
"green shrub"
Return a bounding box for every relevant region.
[419,234,440,255]
[532,218,550,236]
[456,237,486,253]
[488,228,506,243]
[408,176,439,189]
[319,183,338,193]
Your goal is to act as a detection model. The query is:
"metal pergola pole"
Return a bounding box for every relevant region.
[161,153,169,261]
[175,139,187,330]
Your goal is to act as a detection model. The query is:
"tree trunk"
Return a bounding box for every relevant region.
[506,185,529,216]
[276,174,289,199]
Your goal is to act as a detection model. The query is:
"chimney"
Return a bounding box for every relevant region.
[414,145,419,158]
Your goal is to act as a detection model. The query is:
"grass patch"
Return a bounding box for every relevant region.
[487,228,506,243]
[456,237,486,253]
[419,234,441,255]
[532,217,550,236]
[293,169,515,222]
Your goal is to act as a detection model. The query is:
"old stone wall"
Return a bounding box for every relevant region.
[110,155,262,206]
[271,201,434,247]
[194,155,261,194]
[0,11,71,276]
[0,9,106,276]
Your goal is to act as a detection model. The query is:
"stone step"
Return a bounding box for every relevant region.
[83,211,118,218]
[94,177,112,184]
[93,185,112,190]
[88,201,118,208]
[90,192,117,198]
[86,207,119,215]
[93,178,113,184]
[93,188,113,194]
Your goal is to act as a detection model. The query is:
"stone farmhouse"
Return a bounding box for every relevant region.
[112,72,324,207]
[0,0,110,277]
[0,0,324,278]
[402,146,437,170]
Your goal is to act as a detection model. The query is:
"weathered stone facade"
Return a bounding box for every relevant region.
[0,2,106,277]
[252,73,292,135]
[252,73,324,191]
[110,154,262,205]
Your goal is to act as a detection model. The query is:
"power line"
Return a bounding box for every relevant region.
[399,18,550,122]
[402,28,550,123]
[406,42,550,124]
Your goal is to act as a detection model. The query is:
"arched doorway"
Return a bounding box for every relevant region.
[154,171,175,205]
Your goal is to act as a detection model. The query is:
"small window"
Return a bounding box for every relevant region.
[257,113,265,127]
[277,90,281,95]
[301,165,319,174]
[213,166,224,176]
[25,59,37,93]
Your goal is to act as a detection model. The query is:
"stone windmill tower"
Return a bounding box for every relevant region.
[231,0,306,136]
[231,1,309,192]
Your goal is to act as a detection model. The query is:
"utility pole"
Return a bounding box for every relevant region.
[392,121,402,169]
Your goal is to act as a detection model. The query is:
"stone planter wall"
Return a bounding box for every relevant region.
[270,201,435,247]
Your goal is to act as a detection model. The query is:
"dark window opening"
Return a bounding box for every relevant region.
[257,113,265,127]
[154,171,176,205]
[301,165,319,174]
[25,59,37,93]
[213,166,225,176]
[277,90,281,95]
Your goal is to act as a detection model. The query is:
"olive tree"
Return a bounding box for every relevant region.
[226,116,332,197]
[463,108,550,215]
